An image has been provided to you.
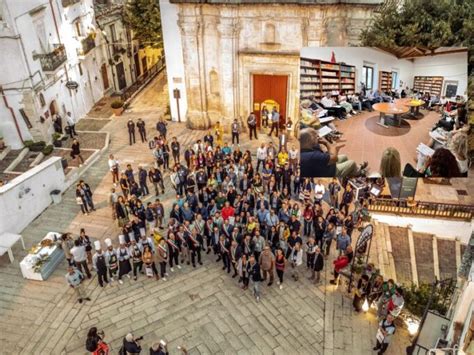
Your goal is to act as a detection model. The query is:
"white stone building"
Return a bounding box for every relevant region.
[160,0,383,130]
[0,0,108,149]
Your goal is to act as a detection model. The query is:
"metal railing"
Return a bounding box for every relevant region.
[39,44,67,72]
[77,34,96,57]
[368,198,474,220]
[120,57,166,102]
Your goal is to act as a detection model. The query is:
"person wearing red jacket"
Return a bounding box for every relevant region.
[329,246,353,284]
[221,201,235,221]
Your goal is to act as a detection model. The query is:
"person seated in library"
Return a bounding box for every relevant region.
[300,128,367,178]
[354,92,374,112]
[338,91,358,116]
[432,104,467,132]
[381,91,393,103]
[367,90,382,106]
[403,147,462,178]
[320,93,347,119]
[300,99,343,142]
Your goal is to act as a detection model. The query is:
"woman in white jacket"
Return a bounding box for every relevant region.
[290,242,304,281]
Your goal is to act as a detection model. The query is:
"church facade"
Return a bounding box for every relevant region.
[160,0,382,130]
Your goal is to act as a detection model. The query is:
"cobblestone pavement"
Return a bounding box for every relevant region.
[0,72,409,354]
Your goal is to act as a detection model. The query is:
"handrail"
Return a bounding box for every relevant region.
[368,198,473,220]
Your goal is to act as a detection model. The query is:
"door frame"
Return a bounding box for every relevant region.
[250,72,290,128]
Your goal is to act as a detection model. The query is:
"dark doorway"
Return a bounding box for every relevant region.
[101,63,109,90]
[116,62,127,90]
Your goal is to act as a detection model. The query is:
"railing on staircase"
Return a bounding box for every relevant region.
[368,198,473,220]
[120,57,166,102]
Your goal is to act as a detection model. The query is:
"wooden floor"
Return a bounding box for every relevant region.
[333,108,439,174]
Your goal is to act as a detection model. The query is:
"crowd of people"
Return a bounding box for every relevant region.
[299,88,470,178]
[62,117,411,354]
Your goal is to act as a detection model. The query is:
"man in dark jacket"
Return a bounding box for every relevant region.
[247,112,257,140]
[248,255,262,302]
[156,120,167,139]
[312,246,324,284]
[122,333,142,354]
[138,167,149,196]
[136,118,147,142]
[127,119,136,146]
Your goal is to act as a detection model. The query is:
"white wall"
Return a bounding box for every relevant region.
[160,0,188,121]
[0,157,67,235]
[300,48,468,97]
[412,52,468,97]
[300,47,414,93]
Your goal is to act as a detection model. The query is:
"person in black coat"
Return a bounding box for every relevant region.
[122,333,142,354]
[312,246,324,284]
[127,119,136,146]
[137,118,147,142]
[247,255,262,301]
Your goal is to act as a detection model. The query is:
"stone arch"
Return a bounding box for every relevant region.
[264,23,276,44]
[209,69,219,96]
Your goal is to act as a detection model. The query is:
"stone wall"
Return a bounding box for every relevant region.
[174,2,379,129]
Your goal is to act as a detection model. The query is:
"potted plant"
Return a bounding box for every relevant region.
[111,99,124,116]
[52,132,62,147]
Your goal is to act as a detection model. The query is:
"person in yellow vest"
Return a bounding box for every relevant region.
[214,121,224,147]
[277,147,289,167]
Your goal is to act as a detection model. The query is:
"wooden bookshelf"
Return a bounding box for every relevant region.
[300,57,356,100]
[379,71,393,93]
[413,76,444,96]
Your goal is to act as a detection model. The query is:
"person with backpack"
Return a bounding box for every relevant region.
[85,327,109,354]
[373,314,396,354]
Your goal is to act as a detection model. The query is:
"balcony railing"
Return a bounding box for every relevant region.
[368,198,474,220]
[77,34,96,57]
[39,44,67,72]
[62,0,81,7]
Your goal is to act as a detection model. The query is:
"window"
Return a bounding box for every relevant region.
[110,24,117,43]
[75,21,82,37]
[362,65,373,90]
[19,109,33,128]
[39,93,46,107]
[264,23,276,43]
[392,71,398,90]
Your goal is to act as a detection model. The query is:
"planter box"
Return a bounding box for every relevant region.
[53,140,62,147]
[112,107,124,116]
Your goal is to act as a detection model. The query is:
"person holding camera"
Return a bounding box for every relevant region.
[121,333,142,355]
[149,340,169,355]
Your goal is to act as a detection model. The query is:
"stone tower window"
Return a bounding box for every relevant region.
[210,69,219,95]
[264,23,276,44]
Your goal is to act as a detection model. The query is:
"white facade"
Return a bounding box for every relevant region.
[160,1,382,129]
[160,0,188,122]
[0,0,107,149]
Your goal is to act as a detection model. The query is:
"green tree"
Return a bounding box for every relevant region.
[123,0,163,48]
[361,0,474,121]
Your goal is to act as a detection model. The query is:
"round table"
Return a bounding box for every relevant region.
[395,98,425,117]
[372,102,409,128]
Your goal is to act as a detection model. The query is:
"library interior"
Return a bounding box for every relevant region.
[299,47,469,178]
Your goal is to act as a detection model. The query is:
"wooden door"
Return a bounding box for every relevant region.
[101,63,109,90]
[116,62,127,90]
[134,53,141,78]
[142,57,148,78]
[252,74,288,128]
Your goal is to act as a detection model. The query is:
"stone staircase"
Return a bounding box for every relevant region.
[371,220,464,286]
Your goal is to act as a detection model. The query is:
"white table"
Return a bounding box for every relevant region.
[0,233,26,262]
